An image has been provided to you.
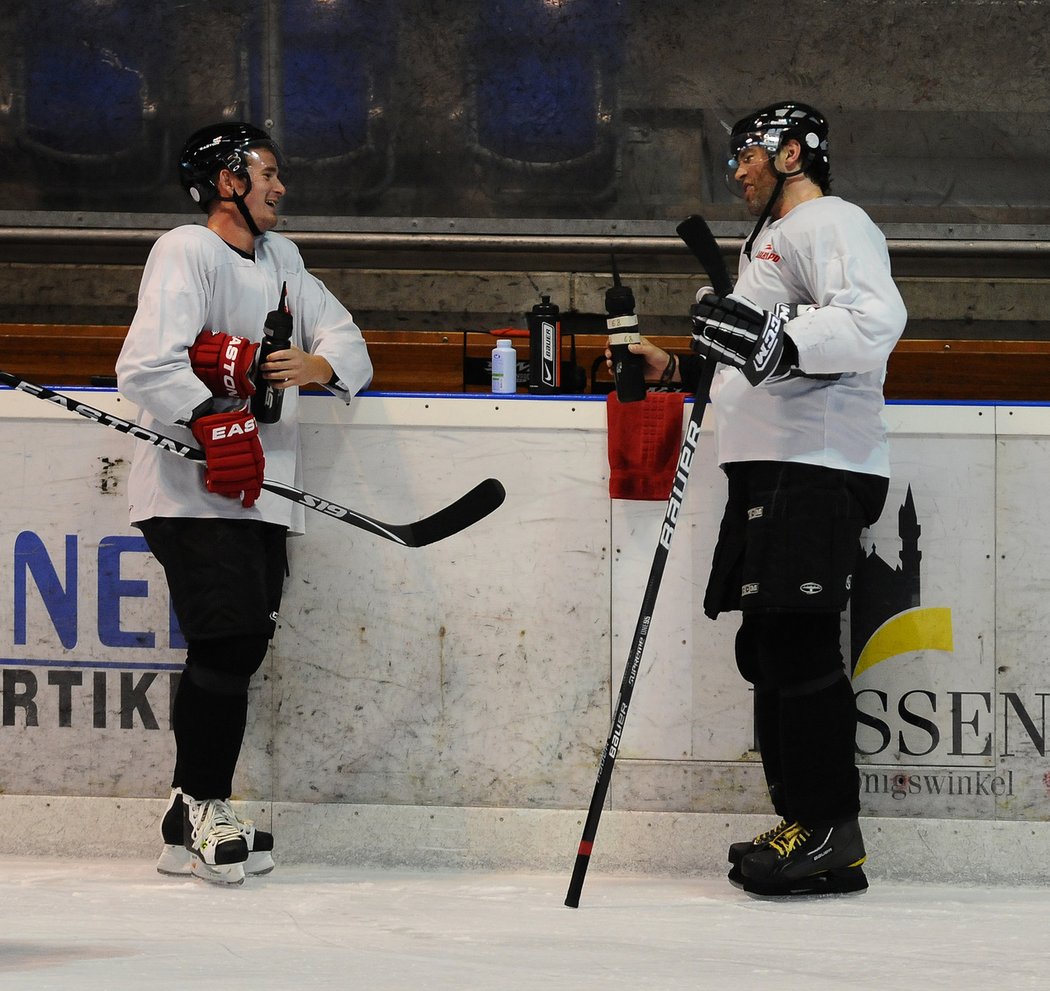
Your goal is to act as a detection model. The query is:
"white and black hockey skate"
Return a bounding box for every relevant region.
[739,818,868,897]
[156,790,274,885]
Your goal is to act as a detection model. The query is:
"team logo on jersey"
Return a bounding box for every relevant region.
[741,582,759,596]
[747,505,764,520]
[755,242,781,263]
[800,582,823,595]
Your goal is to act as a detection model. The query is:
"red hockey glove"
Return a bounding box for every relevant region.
[188,330,259,400]
[190,408,265,508]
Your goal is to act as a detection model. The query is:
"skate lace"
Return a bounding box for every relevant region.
[753,818,791,846]
[768,822,810,857]
[191,799,244,845]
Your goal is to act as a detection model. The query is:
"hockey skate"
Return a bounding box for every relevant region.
[174,795,249,885]
[726,818,793,886]
[740,818,868,897]
[157,790,275,880]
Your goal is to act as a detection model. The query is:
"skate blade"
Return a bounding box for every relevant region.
[190,858,246,886]
[156,845,193,877]
[245,851,275,876]
[156,845,272,877]
[743,866,868,898]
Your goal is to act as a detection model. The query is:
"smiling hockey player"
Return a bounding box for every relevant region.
[116,122,372,884]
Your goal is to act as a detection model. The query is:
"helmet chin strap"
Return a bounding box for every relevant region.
[743,156,807,259]
[216,175,263,238]
[231,190,264,238]
[744,172,785,260]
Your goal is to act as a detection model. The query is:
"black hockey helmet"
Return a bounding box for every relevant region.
[178,121,284,210]
[729,101,830,191]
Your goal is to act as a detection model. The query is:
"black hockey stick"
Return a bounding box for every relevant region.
[0,370,505,547]
[564,215,730,908]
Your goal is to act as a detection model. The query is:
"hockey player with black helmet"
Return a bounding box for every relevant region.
[610,101,907,896]
[116,122,372,884]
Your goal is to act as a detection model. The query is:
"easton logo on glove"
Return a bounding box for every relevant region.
[189,330,260,400]
[201,416,257,441]
[190,408,265,508]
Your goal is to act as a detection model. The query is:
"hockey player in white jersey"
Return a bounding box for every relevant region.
[611,102,906,895]
[117,122,373,884]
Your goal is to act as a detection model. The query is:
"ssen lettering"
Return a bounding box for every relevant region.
[856,688,1050,758]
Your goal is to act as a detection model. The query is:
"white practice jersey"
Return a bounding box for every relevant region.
[709,196,907,476]
[116,224,373,533]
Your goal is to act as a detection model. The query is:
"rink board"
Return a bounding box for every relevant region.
[0,389,1048,825]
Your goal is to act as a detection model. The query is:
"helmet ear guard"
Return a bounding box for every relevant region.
[186,179,214,206]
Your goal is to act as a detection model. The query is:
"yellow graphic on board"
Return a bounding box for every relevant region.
[853,606,954,680]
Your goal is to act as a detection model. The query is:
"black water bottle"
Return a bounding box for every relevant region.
[252,282,293,423]
[527,294,561,394]
[606,257,646,403]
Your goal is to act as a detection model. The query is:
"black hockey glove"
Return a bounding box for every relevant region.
[690,291,794,386]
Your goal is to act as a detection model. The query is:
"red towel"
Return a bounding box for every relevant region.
[606,392,685,500]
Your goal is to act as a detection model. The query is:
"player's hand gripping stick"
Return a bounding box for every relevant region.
[191,407,265,508]
[606,256,646,403]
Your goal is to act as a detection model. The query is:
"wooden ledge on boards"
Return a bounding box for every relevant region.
[0,324,1048,402]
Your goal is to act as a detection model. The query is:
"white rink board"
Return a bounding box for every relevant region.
[0,389,1048,825]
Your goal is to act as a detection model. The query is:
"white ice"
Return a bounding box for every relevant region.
[0,858,1045,990]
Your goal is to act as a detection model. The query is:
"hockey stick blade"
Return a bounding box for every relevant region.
[0,370,505,547]
[259,476,506,547]
[676,215,734,297]
[565,216,725,908]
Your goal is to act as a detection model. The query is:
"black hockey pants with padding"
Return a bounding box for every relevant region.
[736,610,859,824]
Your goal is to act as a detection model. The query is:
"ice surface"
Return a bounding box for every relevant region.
[0,858,1044,990]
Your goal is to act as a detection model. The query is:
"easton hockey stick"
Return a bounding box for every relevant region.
[564,214,731,908]
[0,371,505,547]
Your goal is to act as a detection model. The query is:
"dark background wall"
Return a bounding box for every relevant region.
[0,0,1048,343]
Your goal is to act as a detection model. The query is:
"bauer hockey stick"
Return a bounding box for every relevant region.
[564,214,731,908]
[0,371,505,548]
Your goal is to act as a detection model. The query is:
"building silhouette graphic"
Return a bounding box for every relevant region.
[849,486,923,675]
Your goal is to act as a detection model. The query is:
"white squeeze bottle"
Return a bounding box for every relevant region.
[491,338,517,394]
